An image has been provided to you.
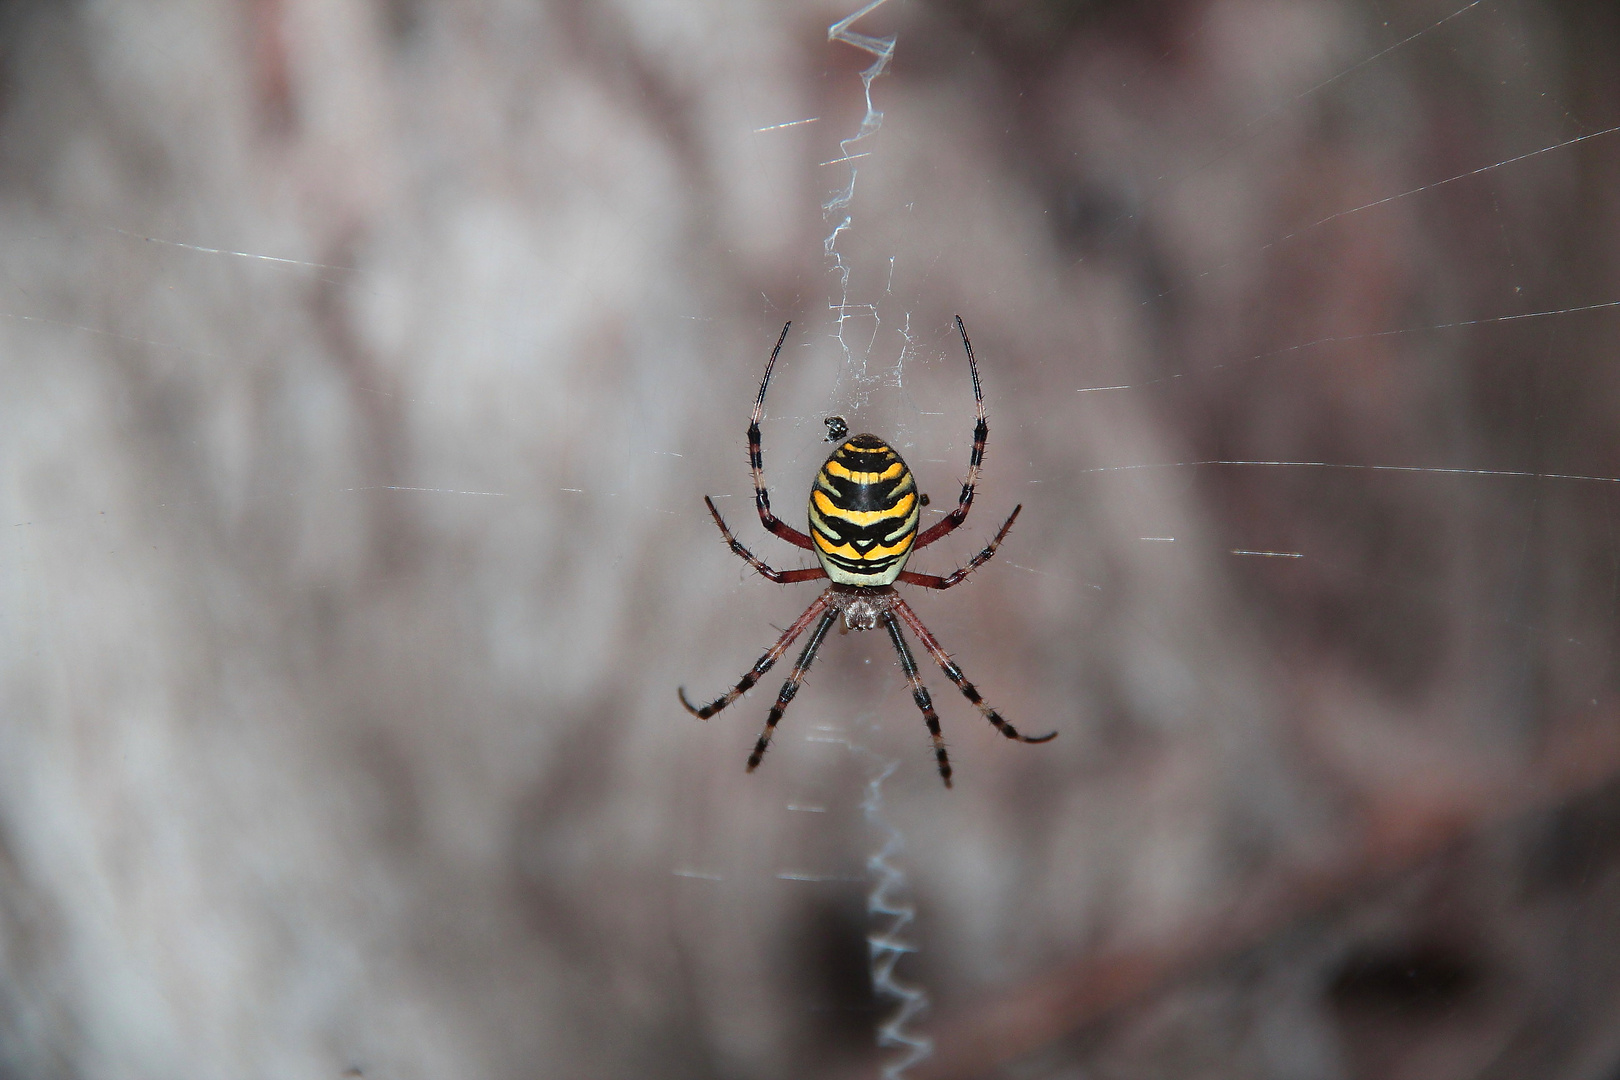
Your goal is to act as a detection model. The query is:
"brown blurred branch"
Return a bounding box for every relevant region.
[855,716,1620,1080]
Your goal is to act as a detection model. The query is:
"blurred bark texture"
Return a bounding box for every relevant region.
[1,0,1619,1078]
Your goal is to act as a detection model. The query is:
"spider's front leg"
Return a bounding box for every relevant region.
[702,496,827,584]
[914,315,991,551]
[899,504,1021,590]
[748,322,816,551]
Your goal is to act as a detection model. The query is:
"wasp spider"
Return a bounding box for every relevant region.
[679,317,1056,787]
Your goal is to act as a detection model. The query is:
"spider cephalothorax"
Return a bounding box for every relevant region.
[678,317,1056,787]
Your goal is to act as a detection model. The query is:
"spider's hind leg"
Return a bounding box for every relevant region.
[881,612,953,788]
[679,592,833,719]
[747,607,839,773]
[892,596,1058,746]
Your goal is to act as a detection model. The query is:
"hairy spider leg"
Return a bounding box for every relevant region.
[891,596,1058,744]
[899,504,1022,590]
[881,612,953,788]
[678,591,834,719]
[915,315,990,550]
[747,607,840,772]
[748,322,815,551]
[703,496,828,584]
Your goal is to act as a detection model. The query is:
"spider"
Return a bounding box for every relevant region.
[678,316,1056,788]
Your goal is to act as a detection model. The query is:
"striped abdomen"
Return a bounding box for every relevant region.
[808,434,920,586]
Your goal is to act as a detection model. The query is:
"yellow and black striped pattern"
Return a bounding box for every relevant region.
[808,434,920,586]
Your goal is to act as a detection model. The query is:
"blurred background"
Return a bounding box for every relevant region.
[1,0,1619,1076]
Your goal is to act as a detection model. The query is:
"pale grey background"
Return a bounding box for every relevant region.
[1,0,1618,1077]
